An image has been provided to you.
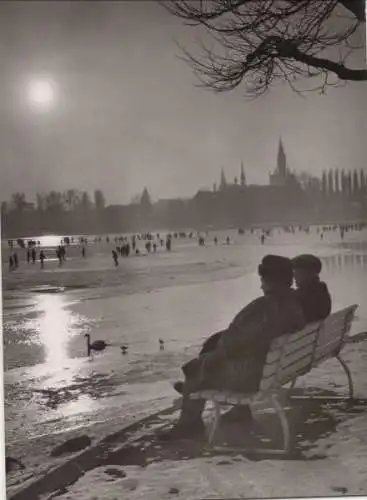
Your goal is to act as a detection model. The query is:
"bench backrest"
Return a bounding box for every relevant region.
[259,304,358,393]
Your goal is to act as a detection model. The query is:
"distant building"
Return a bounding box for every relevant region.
[240,162,246,187]
[269,138,297,187]
[219,168,227,191]
[217,163,246,192]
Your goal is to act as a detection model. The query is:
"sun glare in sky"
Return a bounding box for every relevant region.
[27,78,57,111]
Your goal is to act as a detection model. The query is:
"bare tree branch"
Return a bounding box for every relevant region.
[288,44,367,80]
[163,0,367,97]
[338,0,365,21]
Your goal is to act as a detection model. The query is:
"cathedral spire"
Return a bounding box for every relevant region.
[240,161,246,186]
[277,137,287,177]
[219,168,227,191]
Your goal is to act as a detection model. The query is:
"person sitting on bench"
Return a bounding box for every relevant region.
[292,254,331,323]
[161,255,305,440]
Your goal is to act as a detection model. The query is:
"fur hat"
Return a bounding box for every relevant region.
[292,254,322,274]
[258,255,293,286]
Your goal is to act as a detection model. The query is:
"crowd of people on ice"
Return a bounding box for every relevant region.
[5,222,366,272]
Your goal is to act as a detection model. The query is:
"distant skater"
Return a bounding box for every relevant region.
[60,245,66,261]
[13,252,19,269]
[226,236,230,245]
[214,236,218,245]
[260,234,265,245]
[112,250,119,267]
[40,250,46,269]
[82,246,86,258]
[27,249,30,263]
[8,255,14,271]
[166,238,172,252]
[31,248,36,263]
[56,248,62,266]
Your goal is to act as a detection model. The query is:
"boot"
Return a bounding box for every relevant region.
[173,381,184,395]
[158,418,206,441]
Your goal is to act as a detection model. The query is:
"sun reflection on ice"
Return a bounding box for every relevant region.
[30,293,86,388]
[37,294,72,366]
[31,294,103,423]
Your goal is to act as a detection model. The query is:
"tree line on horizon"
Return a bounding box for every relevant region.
[1,189,107,215]
[1,187,154,216]
[321,168,367,198]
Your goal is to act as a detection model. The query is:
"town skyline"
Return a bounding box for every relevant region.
[1,137,364,207]
[0,1,366,205]
[3,135,366,239]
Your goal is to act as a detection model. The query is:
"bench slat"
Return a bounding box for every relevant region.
[266,330,318,365]
[278,356,312,383]
[284,323,321,343]
[280,342,314,370]
[271,323,320,350]
[313,338,342,363]
[317,326,344,345]
[263,340,315,380]
[283,331,318,356]
[265,346,283,366]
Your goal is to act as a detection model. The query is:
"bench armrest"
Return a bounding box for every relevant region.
[345,331,367,344]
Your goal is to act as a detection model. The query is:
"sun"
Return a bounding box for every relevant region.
[27,78,57,110]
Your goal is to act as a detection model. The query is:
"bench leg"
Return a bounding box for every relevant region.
[336,354,354,400]
[287,378,297,399]
[208,400,221,446]
[271,393,291,453]
[290,378,297,390]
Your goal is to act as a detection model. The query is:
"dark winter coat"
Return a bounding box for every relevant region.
[183,288,305,394]
[295,280,331,323]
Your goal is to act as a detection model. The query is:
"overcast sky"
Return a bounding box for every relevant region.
[0,1,366,205]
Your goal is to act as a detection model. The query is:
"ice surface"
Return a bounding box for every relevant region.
[3,227,367,496]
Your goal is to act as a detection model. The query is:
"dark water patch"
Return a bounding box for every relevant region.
[6,457,25,474]
[50,435,92,457]
[28,285,66,294]
[28,372,127,410]
[331,486,349,494]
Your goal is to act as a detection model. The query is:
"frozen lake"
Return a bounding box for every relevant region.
[2,226,367,494]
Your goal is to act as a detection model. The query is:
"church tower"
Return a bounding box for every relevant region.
[269,137,289,186]
[240,161,246,186]
[277,138,287,178]
[219,168,227,191]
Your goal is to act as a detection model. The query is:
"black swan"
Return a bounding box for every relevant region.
[85,333,110,357]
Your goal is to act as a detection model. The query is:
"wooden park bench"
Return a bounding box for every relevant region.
[189,304,362,453]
